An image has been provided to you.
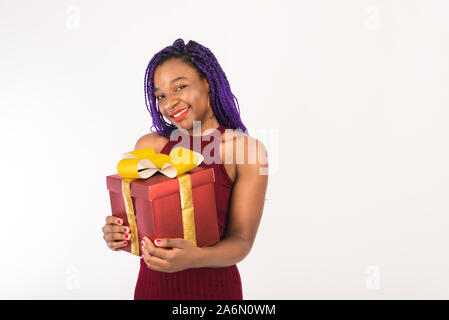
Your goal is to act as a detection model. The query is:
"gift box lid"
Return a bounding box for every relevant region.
[106,166,215,201]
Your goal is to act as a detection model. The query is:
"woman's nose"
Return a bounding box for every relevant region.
[163,99,180,114]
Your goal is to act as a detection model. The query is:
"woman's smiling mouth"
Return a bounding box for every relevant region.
[171,106,190,122]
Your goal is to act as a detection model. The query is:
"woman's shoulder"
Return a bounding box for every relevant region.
[221,127,249,145]
[222,128,268,167]
[134,132,169,153]
[223,128,267,154]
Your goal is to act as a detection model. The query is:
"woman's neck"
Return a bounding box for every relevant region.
[187,118,221,136]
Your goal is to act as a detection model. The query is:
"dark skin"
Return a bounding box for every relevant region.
[102,58,268,272]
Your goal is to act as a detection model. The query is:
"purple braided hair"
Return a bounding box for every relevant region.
[144,38,248,137]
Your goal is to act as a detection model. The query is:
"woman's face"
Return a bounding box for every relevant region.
[153,58,214,133]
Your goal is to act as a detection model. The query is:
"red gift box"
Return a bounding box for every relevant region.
[106,166,220,256]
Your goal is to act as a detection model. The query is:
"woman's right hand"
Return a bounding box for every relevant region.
[102,216,131,250]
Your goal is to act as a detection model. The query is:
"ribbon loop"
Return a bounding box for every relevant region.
[117,147,203,179]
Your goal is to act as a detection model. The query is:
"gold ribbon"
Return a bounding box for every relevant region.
[178,174,197,244]
[121,178,139,255]
[116,147,203,255]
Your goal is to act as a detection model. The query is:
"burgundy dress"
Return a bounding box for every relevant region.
[134,125,243,300]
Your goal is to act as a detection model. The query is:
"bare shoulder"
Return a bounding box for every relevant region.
[222,127,250,146]
[222,128,268,166]
[134,132,169,153]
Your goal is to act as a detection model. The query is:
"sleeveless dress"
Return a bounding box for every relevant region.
[133,125,243,300]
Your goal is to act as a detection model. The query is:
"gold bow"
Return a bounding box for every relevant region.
[116,147,203,256]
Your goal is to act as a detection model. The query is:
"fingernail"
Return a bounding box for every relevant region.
[125,234,130,240]
[117,219,123,225]
[155,239,162,246]
[123,227,128,233]
[123,241,127,245]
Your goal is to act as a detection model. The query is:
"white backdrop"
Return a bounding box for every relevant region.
[1,0,448,299]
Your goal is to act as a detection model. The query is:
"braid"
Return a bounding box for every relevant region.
[144,38,248,137]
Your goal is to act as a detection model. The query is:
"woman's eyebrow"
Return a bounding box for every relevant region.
[154,76,188,91]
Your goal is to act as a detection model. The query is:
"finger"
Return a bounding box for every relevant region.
[103,231,132,242]
[154,238,186,249]
[140,239,151,261]
[142,237,171,260]
[141,248,169,271]
[105,216,124,225]
[141,255,164,271]
[147,255,169,270]
[108,240,128,250]
[140,238,169,261]
[102,224,130,234]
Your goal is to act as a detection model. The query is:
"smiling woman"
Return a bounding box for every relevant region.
[144,38,248,138]
[102,38,268,300]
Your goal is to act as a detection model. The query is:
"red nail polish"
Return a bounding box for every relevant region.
[155,239,162,245]
[123,227,128,233]
[123,241,127,245]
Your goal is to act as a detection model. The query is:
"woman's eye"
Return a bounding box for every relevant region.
[155,85,185,100]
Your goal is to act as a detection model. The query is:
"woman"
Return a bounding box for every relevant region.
[102,39,269,299]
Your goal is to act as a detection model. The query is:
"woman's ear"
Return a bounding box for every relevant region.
[202,78,210,94]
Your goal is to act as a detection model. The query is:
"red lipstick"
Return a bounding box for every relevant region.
[171,107,190,122]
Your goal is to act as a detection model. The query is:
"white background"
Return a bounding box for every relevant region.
[1,0,448,299]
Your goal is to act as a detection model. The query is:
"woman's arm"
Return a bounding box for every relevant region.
[195,135,269,268]
[140,134,269,273]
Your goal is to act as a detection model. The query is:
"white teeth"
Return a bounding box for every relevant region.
[172,107,189,118]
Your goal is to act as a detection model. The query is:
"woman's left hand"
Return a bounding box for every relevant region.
[140,236,203,273]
